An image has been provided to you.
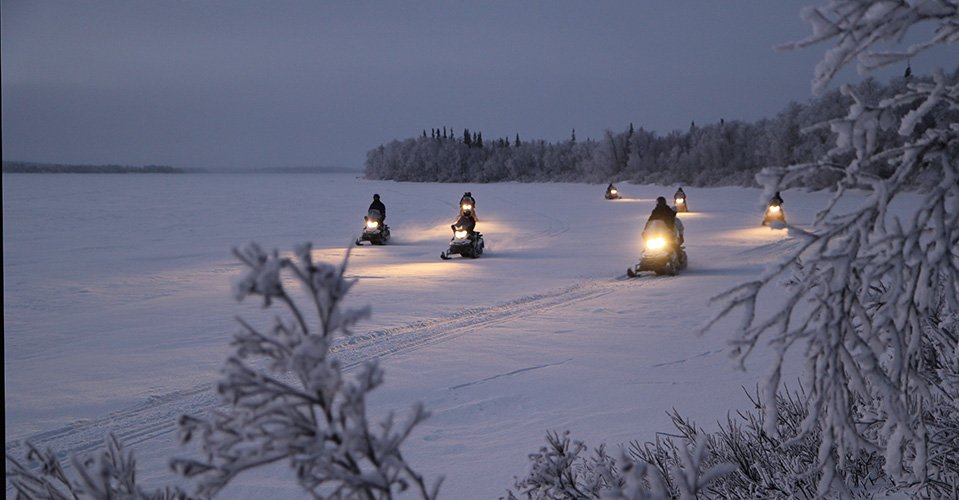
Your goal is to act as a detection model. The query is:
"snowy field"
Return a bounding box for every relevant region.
[4,172,866,497]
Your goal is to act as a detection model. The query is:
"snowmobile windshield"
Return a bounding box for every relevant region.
[367,209,383,220]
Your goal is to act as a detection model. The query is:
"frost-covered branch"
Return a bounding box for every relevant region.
[5,434,190,500]
[173,243,439,499]
[779,0,959,94]
[710,1,959,496]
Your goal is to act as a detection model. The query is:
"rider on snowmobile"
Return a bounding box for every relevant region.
[459,192,476,217]
[646,196,684,245]
[769,191,784,206]
[606,183,620,199]
[453,208,476,236]
[368,194,386,222]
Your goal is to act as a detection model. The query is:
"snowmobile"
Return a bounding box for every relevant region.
[355,209,390,245]
[762,201,786,226]
[605,185,621,200]
[440,219,484,260]
[674,194,688,212]
[627,219,687,277]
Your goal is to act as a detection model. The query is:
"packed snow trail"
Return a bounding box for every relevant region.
[4,275,643,468]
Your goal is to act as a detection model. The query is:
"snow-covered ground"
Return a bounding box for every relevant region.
[4,173,854,497]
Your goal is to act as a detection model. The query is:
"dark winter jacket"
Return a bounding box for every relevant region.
[454,213,476,234]
[646,203,677,231]
[368,199,386,219]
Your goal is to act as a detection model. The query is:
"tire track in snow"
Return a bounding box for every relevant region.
[5,276,642,466]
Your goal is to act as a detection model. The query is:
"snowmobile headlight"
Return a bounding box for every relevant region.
[366,220,379,229]
[454,230,469,239]
[461,203,472,211]
[646,237,667,250]
[675,197,684,204]
[610,189,617,195]
[769,205,780,212]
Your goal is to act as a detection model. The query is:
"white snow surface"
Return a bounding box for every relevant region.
[3,173,871,498]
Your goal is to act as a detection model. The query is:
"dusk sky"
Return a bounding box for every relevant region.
[1,1,952,170]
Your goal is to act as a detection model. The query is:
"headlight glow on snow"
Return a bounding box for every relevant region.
[646,237,666,250]
[454,230,468,239]
[366,220,379,229]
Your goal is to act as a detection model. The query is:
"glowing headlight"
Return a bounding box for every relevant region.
[366,220,379,229]
[454,230,469,239]
[461,203,472,211]
[646,237,667,250]
[610,189,618,195]
[769,205,781,212]
[675,197,684,204]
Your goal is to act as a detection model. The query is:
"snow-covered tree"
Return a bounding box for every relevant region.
[170,243,440,499]
[6,434,189,499]
[711,1,959,496]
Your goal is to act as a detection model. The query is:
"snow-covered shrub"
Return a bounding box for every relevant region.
[509,424,735,499]
[712,0,959,496]
[509,384,891,499]
[171,243,440,499]
[6,434,188,499]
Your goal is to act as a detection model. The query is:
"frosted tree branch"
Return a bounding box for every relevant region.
[710,0,959,495]
[173,243,438,499]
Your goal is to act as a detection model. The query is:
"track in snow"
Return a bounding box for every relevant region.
[5,276,643,464]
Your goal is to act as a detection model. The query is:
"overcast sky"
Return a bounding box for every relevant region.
[1,1,952,170]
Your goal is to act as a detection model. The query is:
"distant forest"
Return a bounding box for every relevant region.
[365,70,958,188]
[2,162,186,174]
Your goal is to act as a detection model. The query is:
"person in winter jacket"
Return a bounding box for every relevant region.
[769,191,784,206]
[453,208,476,236]
[646,197,676,229]
[459,192,477,219]
[368,194,386,222]
[646,196,684,245]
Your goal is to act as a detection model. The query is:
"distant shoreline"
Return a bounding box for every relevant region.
[2,162,361,174]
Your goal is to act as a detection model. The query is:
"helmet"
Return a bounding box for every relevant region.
[373,194,380,200]
[656,196,667,205]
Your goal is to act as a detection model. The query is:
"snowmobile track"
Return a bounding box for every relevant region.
[5,277,641,471]
[332,278,630,367]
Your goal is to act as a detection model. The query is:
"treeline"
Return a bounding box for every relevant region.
[2,161,185,174]
[366,70,958,187]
